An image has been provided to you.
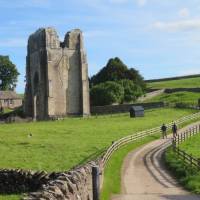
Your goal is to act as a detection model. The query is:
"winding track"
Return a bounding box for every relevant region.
[111,122,200,200]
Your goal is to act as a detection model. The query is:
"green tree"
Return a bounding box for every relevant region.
[118,79,144,103]
[0,56,19,90]
[90,57,146,91]
[90,81,124,106]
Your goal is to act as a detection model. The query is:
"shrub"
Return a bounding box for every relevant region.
[118,79,143,103]
[90,81,124,106]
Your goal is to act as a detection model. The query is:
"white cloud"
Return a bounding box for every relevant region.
[178,8,190,18]
[153,19,200,32]
[0,38,26,47]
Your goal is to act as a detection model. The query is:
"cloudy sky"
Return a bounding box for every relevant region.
[1,0,200,93]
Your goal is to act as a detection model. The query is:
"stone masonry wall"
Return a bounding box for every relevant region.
[0,169,58,194]
[91,102,164,115]
[0,161,96,200]
[24,161,96,200]
[24,28,90,120]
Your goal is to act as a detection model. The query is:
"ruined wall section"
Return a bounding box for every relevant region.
[24,27,90,119]
[24,29,48,119]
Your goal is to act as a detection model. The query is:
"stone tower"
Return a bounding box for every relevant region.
[24,28,90,120]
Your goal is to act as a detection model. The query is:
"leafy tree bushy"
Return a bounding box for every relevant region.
[90,81,124,106]
[118,79,143,103]
[0,56,19,90]
[90,57,146,91]
[90,57,146,106]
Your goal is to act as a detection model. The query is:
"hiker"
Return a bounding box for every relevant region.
[172,122,178,137]
[161,123,167,139]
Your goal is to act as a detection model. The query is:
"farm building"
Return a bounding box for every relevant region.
[0,91,22,109]
[130,106,144,118]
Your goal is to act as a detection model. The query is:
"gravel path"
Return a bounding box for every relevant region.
[111,122,200,200]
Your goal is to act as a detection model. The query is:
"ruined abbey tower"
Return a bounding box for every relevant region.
[24,28,90,120]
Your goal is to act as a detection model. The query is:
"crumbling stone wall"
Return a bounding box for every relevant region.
[24,162,95,200]
[24,28,90,120]
[0,169,58,194]
[0,161,96,200]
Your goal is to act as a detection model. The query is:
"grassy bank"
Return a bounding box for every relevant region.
[0,108,195,172]
[147,77,200,89]
[144,91,200,105]
[165,147,200,194]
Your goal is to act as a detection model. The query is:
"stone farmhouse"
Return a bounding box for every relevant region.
[0,91,22,109]
[24,28,90,120]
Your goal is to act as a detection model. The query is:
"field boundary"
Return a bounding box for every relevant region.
[145,74,200,83]
[172,123,200,170]
[101,112,200,169]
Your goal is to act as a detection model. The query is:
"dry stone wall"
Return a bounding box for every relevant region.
[91,102,164,115]
[24,161,96,200]
[0,161,97,200]
[0,169,58,194]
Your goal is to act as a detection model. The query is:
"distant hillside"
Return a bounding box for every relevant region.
[147,77,200,90]
[146,74,200,83]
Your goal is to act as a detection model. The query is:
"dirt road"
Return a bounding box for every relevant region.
[111,123,200,200]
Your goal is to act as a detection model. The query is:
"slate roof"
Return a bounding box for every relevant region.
[130,106,144,111]
[0,91,22,100]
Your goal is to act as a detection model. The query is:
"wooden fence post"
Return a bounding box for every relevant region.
[183,151,186,161]
[178,134,180,146]
[92,166,100,200]
[198,159,200,169]
[190,155,193,166]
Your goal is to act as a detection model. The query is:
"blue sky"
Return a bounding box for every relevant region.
[1,0,200,93]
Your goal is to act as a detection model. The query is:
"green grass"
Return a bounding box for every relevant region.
[101,134,160,200]
[0,108,195,172]
[0,195,21,200]
[147,77,200,89]
[165,147,200,194]
[144,91,200,105]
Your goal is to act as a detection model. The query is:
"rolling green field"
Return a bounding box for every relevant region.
[0,108,196,172]
[147,77,200,89]
[144,91,200,105]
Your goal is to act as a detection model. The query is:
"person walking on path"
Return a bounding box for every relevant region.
[172,122,178,137]
[161,123,167,139]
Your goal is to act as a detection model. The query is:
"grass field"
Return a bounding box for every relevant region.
[0,108,196,172]
[147,77,200,89]
[144,91,200,105]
